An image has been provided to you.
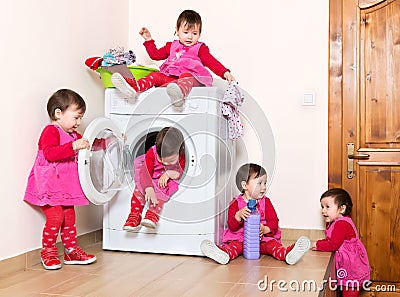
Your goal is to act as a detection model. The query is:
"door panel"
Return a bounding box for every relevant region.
[359,165,400,281]
[358,2,400,281]
[329,0,400,289]
[361,0,400,147]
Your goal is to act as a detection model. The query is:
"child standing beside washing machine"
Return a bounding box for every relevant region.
[123,127,186,231]
[111,9,235,111]
[24,89,96,270]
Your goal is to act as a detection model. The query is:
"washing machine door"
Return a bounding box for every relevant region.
[78,117,132,205]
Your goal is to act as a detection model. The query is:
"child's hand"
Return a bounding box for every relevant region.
[235,206,250,222]
[73,138,90,151]
[224,71,235,82]
[259,224,271,239]
[139,27,152,41]
[144,187,158,207]
[158,172,170,188]
[311,246,317,251]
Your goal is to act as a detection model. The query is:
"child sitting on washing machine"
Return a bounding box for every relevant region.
[123,127,186,230]
[111,9,235,111]
[200,163,311,265]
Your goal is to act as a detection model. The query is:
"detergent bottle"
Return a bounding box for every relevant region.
[243,199,260,259]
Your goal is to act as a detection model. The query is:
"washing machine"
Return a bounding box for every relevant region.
[78,87,235,255]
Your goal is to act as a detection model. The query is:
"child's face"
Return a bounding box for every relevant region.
[157,154,179,166]
[55,104,84,133]
[243,174,267,201]
[176,23,200,46]
[320,196,345,223]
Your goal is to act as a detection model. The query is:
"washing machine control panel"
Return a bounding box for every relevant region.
[105,87,219,116]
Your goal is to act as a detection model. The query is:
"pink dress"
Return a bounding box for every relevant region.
[133,146,179,202]
[159,40,213,86]
[222,194,282,243]
[326,216,371,287]
[24,124,88,206]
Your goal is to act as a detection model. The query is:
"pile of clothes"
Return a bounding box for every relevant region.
[85,46,136,70]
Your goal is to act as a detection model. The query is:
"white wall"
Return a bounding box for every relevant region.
[0,0,129,260]
[130,0,328,229]
[0,0,328,261]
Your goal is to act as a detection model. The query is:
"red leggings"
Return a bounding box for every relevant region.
[128,187,165,222]
[40,205,77,250]
[131,72,202,97]
[342,287,360,297]
[218,239,289,261]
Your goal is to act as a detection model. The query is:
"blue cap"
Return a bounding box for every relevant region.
[247,199,257,211]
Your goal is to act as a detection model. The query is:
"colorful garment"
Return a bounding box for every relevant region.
[143,39,230,81]
[134,145,185,202]
[24,124,88,206]
[320,216,371,287]
[101,46,136,67]
[222,194,281,243]
[221,81,244,139]
[159,40,212,86]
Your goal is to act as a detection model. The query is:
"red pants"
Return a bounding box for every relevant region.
[218,239,290,261]
[40,205,77,250]
[131,72,202,97]
[128,187,165,222]
[342,287,360,297]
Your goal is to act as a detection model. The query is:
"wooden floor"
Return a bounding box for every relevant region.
[0,241,331,297]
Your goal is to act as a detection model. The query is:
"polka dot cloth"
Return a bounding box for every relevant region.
[221,81,244,139]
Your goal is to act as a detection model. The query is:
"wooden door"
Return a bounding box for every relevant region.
[329,0,400,294]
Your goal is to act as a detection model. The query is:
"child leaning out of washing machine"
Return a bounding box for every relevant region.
[123,127,186,231]
[111,9,235,111]
[200,163,311,265]
[23,89,96,270]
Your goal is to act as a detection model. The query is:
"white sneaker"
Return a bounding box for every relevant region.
[111,73,137,99]
[140,218,157,229]
[200,239,229,265]
[166,83,184,111]
[285,236,311,265]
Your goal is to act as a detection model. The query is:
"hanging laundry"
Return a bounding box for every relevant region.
[221,81,244,139]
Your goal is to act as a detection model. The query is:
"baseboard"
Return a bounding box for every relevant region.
[0,229,102,278]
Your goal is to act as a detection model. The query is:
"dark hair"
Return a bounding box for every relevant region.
[47,89,86,121]
[320,188,353,216]
[176,10,202,34]
[155,127,185,158]
[235,163,267,193]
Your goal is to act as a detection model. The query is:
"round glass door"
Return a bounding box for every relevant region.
[78,117,132,205]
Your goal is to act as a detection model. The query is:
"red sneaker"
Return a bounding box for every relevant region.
[64,246,96,265]
[41,247,61,270]
[141,210,159,229]
[123,212,142,231]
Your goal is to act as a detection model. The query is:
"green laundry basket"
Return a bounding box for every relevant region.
[96,65,159,88]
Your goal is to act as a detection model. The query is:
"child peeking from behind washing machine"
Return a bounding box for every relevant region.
[123,127,185,231]
[23,89,96,270]
[200,163,311,265]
